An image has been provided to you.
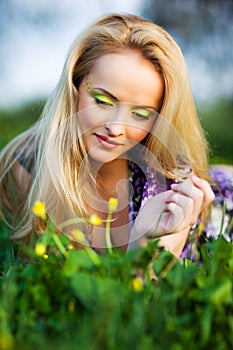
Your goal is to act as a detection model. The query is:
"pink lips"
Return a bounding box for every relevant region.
[95,133,122,150]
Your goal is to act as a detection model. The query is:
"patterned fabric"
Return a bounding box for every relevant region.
[128,161,233,262]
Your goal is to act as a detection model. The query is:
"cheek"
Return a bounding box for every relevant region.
[78,91,103,131]
[78,109,103,133]
[126,120,154,143]
[126,126,150,143]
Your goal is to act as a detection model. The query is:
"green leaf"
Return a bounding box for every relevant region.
[210,277,232,305]
[69,272,98,309]
[152,250,175,277]
[62,250,97,277]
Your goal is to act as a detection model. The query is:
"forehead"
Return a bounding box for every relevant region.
[87,50,164,108]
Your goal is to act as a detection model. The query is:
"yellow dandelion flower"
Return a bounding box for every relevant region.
[43,254,48,260]
[88,214,102,226]
[108,197,118,212]
[68,299,76,313]
[32,201,46,220]
[131,277,144,292]
[0,333,14,350]
[35,242,46,256]
[198,222,205,232]
[72,229,89,246]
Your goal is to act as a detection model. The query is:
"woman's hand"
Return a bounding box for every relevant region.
[129,175,215,257]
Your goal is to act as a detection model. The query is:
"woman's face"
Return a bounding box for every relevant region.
[77,50,164,164]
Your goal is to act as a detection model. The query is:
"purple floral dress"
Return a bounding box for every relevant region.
[128,161,233,262]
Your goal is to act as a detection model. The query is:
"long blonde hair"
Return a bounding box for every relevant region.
[0,13,210,239]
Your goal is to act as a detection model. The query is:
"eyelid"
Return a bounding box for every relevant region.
[91,90,114,105]
[131,108,151,117]
[131,108,157,120]
[89,87,157,116]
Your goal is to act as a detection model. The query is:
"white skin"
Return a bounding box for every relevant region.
[77,50,215,257]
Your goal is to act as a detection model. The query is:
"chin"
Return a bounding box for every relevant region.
[87,152,117,164]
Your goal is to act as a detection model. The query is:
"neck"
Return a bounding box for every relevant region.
[101,159,128,180]
[90,157,129,199]
[90,157,128,180]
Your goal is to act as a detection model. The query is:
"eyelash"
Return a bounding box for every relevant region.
[131,111,150,120]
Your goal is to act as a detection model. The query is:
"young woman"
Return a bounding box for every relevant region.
[0,13,231,260]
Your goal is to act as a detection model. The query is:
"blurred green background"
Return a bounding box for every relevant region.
[0,100,44,150]
[198,99,233,163]
[0,0,232,163]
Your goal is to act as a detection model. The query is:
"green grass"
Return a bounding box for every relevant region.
[0,220,232,350]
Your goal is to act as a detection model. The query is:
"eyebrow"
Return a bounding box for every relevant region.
[93,87,158,111]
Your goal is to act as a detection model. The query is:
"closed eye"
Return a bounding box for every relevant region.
[131,108,156,120]
[91,90,114,108]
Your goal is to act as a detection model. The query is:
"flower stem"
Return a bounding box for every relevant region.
[58,217,85,230]
[105,211,113,255]
[52,234,68,258]
[85,247,101,266]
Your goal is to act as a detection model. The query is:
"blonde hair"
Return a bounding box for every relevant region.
[0,13,210,239]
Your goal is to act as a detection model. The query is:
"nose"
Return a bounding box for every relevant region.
[104,121,125,136]
[104,105,127,136]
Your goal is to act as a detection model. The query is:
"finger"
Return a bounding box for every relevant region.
[170,177,194,197]
[170,177,210,219]
[165,188,205,228]
[162,196,193,233]
[164,202,185,233]
[157,203,191,234]
[171,184,204,221]
[191,175,215,206]
[165,190,194,218]
[144,202,184,237]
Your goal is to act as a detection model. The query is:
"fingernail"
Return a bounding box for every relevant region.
[171,183,179,189]
[192,175,200,182]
